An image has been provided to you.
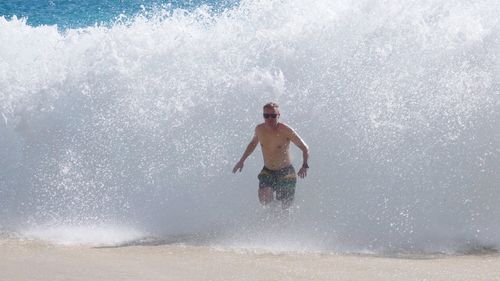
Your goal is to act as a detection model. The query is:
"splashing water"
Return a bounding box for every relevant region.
[1,0,499,253]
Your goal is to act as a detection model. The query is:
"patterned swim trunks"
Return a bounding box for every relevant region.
[257,165,297,202]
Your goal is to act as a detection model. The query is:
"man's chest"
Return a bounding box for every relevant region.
[258,131,289,148]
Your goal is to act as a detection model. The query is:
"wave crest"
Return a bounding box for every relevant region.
[1,0,499,254]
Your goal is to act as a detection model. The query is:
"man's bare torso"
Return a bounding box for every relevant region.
[256,123,292,170]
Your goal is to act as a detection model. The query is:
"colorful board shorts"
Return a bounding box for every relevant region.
[258,165,297,202]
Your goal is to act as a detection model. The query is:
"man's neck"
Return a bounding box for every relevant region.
[264,122,279,129]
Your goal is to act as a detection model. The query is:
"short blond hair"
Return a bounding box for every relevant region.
[263,102,279,110]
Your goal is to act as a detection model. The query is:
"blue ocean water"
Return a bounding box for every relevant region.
[0,0,235,28]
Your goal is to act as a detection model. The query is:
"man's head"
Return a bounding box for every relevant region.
[263,102,280,126]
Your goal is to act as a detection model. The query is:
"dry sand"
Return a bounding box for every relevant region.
[1,239,499,281]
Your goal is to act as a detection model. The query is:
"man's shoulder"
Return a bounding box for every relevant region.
[255,123,265,130]
[278,122,295,132]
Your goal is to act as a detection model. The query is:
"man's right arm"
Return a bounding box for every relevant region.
[233,130,259,173]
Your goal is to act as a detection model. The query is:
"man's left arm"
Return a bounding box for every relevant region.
[286,126,309,178]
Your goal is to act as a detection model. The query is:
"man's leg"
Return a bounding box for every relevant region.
[276,187,294,210]
[257,168,274,206]
[258,186,273,205]
[281,196,293,210]
[276,166,297,210]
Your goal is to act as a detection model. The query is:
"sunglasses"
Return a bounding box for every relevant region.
[263,113,278,119]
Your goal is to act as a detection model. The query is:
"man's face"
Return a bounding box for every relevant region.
[263,107,279,125]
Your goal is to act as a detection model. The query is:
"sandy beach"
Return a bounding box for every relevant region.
[1,239,499,281]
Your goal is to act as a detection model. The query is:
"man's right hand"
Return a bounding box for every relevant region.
[232,161,244,173]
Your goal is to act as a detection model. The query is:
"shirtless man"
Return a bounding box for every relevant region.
[232,102,309,209]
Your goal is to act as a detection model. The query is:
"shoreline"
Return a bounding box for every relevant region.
[1,239,499,281]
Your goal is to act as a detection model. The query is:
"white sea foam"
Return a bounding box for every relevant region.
[20,225,145,246]
[1,0,499,254]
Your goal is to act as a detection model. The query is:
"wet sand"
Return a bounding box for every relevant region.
[1,239,499,281]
